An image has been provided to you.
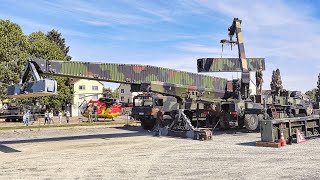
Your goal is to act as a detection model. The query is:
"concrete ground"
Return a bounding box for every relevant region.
[0,125,319,180]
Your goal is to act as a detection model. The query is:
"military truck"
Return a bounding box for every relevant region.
[0,101,46,122]
[131,93,179,130]
[197,18,266,131]
[1,105,24,122]
[257,90,313,119]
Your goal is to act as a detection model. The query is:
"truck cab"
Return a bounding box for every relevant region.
[132,94,179,130]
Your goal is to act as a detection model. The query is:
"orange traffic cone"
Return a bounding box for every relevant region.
[280,131,286,147]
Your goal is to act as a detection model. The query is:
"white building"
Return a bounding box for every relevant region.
[118,84,140,103]
[71,79,104,117]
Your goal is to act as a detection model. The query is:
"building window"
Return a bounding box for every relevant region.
[121,96,124,101]
[79,94,85,100]
[79,85,86,90]
[121,89,124,93]
[92,86,98,91]
[92,94,98,100]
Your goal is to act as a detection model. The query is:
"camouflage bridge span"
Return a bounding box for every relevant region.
[197,58,265,73]
[32,58,228,91]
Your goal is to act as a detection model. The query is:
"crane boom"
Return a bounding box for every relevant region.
[197,18,265,99]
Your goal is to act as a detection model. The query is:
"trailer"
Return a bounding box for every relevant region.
[260,115,320,144]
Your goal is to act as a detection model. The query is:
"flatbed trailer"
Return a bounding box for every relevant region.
[260,115,320,143]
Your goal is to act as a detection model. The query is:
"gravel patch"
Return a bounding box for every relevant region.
[0,126,319,179]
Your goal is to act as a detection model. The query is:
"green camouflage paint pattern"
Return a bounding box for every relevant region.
[140,81,226,101]
[32,58,228,91]
[197,58,265,72]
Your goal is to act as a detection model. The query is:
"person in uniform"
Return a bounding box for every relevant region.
[255,65,263,95]
[88,105,93,123]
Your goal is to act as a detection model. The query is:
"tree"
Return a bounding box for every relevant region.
[46,30,72,61]
[103,87,119,98]
[112,87,119,98]
[46,30,73,111]
[305,88,316,101]
[0,20,30,99]
[270,69,283,95]
[28,32,65,60]
[103,87,113,97]
[28,31,73,112]
[0,20,73,112]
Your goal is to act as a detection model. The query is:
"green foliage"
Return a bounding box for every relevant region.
[0,20,29,99]
[112,87,119,98]
[46,30,72,61]
[305,88,316,101]
[103,87,112,96]
[28,31,65,60]
[103,87,119,98]
[0,20,73,112]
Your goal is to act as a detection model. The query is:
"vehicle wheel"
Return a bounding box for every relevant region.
[140,118,156,130]
[219,115,230,130]
[244,114,259,131]
[5,118,10,122]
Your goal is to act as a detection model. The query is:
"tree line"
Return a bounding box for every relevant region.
[0,20,73,111]
[0,20,120,112]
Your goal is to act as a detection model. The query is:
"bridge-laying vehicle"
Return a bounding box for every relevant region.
[197,18,314,131]
[197,18,266,130]
[6,17,319,141]
[5,18,266,136]
[6,56,234,138]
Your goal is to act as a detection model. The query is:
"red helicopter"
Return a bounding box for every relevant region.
[79,97,124,119]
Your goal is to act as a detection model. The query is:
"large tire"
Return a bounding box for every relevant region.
[140,118,156,130]
[244,114,259,131]
[5,118,10,122]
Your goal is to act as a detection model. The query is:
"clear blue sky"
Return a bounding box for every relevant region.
[1,0,320,92]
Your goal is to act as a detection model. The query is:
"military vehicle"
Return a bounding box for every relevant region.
[6,57,233,137]
[131,93,179,130]
[5,18,266,133]
[198,18,314,131]
[255,69,313,119]
[7,18,315,140]
[197,18,266,130]
[1,105,24,122]
[0,102,45,122]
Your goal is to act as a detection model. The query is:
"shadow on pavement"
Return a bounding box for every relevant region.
[114,125,146,132]
[0,144,21,153]
[212,128,258,135]
[0,131,151,146]
[237,141,257,146]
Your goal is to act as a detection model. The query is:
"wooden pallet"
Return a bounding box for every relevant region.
[256,141,281,148]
